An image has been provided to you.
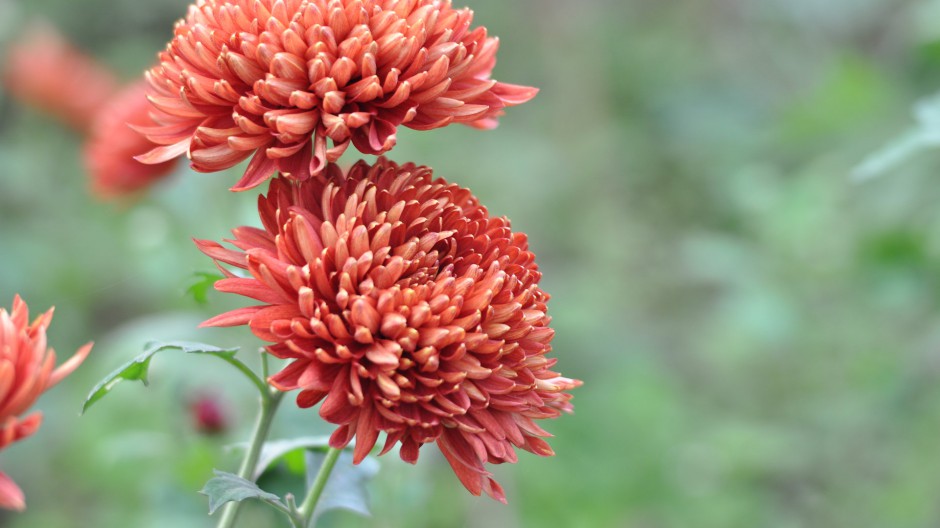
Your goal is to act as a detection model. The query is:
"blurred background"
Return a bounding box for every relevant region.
[5,0,940,526]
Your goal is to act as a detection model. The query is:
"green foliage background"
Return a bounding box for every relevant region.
[4,0,940,526]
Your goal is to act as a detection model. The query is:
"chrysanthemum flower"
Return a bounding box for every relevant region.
[196,158,580,501]
[139,0,538,191]
[0,296,92,511]
[85,81,178,198]
[2,23,118,133]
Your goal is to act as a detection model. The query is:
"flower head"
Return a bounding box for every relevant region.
[0,296,92,511]
[84,81,178,198]
[196,158,580,501]
[140,0,538,191]
[2,23,118,133]
[189,392,230,435]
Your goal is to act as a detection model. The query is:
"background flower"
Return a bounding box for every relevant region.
[1,23,117,133]
[197,158,579,501]
[84,81,178,198]
[139,0,538,190]
[0,296,92,511]
[188,392,229,436]
[2,25,176,199]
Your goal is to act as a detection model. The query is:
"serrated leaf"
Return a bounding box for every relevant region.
[200,470,283,515]
[251,437,333,480]
[82,341,239,414]
[186,271,224,305]
[306,450,379,523]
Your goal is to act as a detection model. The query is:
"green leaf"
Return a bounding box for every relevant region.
[252,437,333,480]
[186,271,224,305]
[305,450,379,522]
[200,470,284,515]
[82,341,239,414]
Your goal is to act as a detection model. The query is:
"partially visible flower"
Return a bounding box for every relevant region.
[196,158,580,501]
[84,81,178,198]
[2,23,175,198]
[2,23,118,132]
[188,392,229,435]
[140,0,538,190]
[0,296,92,511]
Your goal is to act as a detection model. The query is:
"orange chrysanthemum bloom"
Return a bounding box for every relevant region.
[84,81,178,198]
[0,296,92,511]
[2,23,118,133]
[140,0,538,191]
[196,158,580,501]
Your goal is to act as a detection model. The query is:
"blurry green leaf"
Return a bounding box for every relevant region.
[82,341,239,414]
[186,271,224,305]
[200,470,284,515]
[251,437,333,480]
[852,130,930,182]
[859,230,928,268]
[785,57,890,144]
[283,449,308,475]
[853,91,940,181]
[306,450,379,522]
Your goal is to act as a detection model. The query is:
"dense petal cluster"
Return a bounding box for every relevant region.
[0,296,92,511]
[141,0,538,190]
[197,159,579,501]
[84,81,178,198]
[2,24,118,133]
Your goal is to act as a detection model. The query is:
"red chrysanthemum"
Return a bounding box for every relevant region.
[196,158,580,501]
[0,296,92,511]
[1,23,118,133]
[139,0,538,191]
[84,81,178,198]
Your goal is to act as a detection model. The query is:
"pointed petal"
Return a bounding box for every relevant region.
[47,342,92,388]
[135,140,189,164]
[0,472,25,511]
[230,150,277,191]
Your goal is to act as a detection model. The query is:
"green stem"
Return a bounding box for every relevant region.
[223,355,269,398]
[260,349,271,382]
[297,447,343,526]
[215,389,284,528]
[284,495,305,528]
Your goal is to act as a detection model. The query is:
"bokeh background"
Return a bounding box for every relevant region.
[5,0,940,526]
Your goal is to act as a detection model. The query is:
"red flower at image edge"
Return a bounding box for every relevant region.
[84,81,178,198]
[196,158,580,502]
[0,296,92,511]
[140,0,538,190]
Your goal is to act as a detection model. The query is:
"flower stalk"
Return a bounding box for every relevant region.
[296,447,343,526]
[215,385,284,528]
